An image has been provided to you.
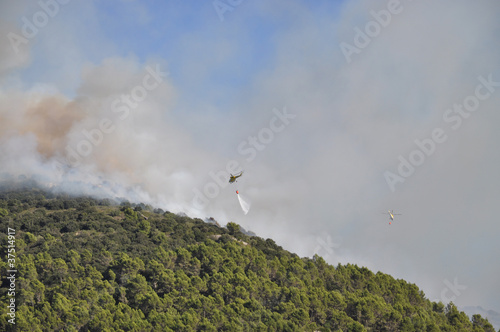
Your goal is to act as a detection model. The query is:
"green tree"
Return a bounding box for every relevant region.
[0,189,494,332]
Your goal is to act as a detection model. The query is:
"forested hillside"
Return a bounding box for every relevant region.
[0,187,496,331]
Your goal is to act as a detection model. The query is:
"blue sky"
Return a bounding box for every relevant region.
[14,0,346,105]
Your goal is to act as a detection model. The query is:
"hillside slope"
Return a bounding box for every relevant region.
[0,188,496,331]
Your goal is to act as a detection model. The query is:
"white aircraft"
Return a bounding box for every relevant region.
[381,210,401,224]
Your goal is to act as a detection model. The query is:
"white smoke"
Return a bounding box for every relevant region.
[0,57,221,217]
[237,192,251,215]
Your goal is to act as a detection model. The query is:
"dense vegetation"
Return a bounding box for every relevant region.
[0,187,496,331]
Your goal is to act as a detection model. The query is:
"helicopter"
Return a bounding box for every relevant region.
[229,171,243,183]
[381,210,402,225]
